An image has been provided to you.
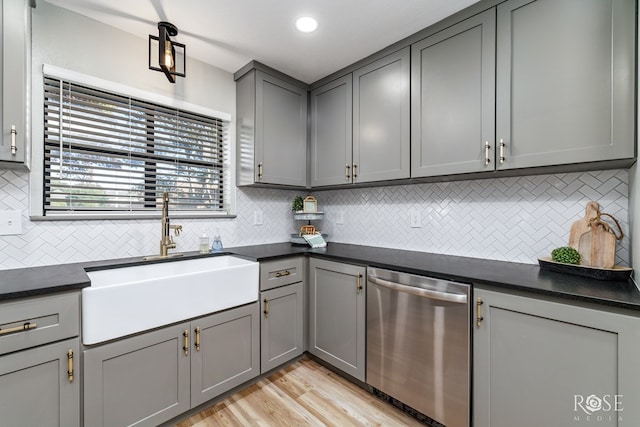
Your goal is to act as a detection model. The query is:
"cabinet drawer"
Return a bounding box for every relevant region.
[0,292,79,356]
[260,257,304,290]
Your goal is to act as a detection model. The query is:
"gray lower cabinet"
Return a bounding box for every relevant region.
[411,10,495,177]
[260,282,304,372]
[310,74,353,187]
[83,322,191,427]
[495,0,635,169]
[1,0,30,169]
[0,291,80,427]
[474,287,640,427]
[236,66,308,187]
[309,258,366,381]
[83,303,260,427]
[0,338,80,427]
[352,47,410,183]
[191,303,260,407]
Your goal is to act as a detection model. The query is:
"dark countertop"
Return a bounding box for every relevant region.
[231,243,640,311]
[0,262,92,300]
[2,242,640,312]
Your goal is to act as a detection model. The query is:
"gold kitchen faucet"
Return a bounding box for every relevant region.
[145,192,183,260]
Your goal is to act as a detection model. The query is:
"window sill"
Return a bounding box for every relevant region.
[31,211,237,221]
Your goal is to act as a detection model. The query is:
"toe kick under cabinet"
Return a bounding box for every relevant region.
[83,302,260,427]
[0,291,81,427]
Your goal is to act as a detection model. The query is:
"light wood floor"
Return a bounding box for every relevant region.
[176,357,424,426]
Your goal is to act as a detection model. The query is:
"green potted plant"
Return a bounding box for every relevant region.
[292,195,304,212]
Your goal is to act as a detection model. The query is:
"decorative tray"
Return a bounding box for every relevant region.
[538,257,632,281]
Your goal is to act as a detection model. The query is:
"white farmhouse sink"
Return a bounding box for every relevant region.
[82,256,259,345]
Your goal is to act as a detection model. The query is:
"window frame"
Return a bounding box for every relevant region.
[30,65,237,220]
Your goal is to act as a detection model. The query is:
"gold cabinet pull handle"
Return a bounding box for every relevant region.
[352,163,358,179]
[484,141,491,165]
[275,270,291,278]
[499,139,506,164]
[10,125,17,155]
[258,162,263,180]
[264,297,269,318]
[67,349,74,382]
[183,330,189,356]
[0,321,37,336]
[476,297,484,327]
[194,327,201,352]
[345,164,351,180]
[356,272,363,294]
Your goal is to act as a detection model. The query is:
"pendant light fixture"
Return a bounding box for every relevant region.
[148,21,186,83]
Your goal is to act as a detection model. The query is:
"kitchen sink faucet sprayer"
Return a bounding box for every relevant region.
[159,191,183,257]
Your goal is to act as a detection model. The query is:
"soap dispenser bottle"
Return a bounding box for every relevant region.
[199,230,210,254]
[211,229,224,253]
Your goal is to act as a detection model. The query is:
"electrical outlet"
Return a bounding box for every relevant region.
[336,211,344,225]
[253,210,263,226]
[0,210,22,235]
[409,209,421,228]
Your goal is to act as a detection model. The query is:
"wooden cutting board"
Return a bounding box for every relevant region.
[578,225,616,268]
[568,201,600,250]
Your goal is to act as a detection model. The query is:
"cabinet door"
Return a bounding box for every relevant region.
[496,0,635,169]
[474,287,640,427]
[411,10,495,177]
[191,302,260,407]
[83,323,190,427]
[310,75,352,187]
[261,282,304,372]
[0,338,80,427]
[309,258,366,381]
[353,47,410,183]
[255,71,307,186]
[1,0,29,167]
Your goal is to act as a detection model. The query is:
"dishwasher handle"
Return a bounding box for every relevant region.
[367,275,468,304]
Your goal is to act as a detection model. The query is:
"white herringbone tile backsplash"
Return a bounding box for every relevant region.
[0,169,630,270]
[317,170,630,266]
[0,171,299,270]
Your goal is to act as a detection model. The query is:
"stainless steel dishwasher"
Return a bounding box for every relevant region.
[367,268,470,427]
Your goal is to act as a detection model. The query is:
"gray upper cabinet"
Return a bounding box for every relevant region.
[236,68,308,187]
[353,47,410,183]
[474,287,640,427]
[310,48,410,187]
[411,10,496,177]
[309,258,366,382]
[310,75,352,187]
[0,0,30,169]
[495,0,635,170]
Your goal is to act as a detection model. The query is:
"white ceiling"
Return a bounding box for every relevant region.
[43,0,481,83]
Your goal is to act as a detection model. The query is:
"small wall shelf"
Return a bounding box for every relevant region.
[293,212,324,221]
[291,212,327,245]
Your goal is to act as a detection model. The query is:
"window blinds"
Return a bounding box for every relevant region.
[43,76,230,215]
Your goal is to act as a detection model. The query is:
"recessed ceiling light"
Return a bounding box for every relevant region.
[296,17,318,33]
